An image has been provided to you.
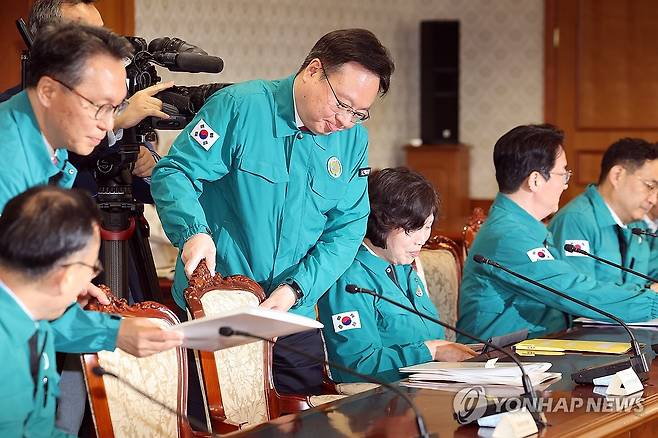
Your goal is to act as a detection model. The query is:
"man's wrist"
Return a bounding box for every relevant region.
[280,281,303,304]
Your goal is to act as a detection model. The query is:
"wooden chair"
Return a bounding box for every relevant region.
[81,286,206,438]
[184,262,345,432]
[462,207,488,259]
[414,235,462,341]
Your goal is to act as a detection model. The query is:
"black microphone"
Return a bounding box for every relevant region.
[473,254,650,384]
[218,327,433,438]
[344,284,547,429]
[632,227,658,239]
[563,243,658,284]
[92,366,215,436]
[152,52,224,73]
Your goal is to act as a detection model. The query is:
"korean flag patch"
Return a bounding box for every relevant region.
[332,311,361,333]
[190,118,219,150]
[564,239,590,257]
[527,247,555,262]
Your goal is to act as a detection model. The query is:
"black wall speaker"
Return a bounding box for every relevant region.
[421,20,459,144]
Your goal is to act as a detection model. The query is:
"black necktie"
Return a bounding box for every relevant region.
[616,225,628,268]
[28,332,39,396]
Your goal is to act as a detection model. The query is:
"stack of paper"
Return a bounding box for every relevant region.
[574,317,658,329]
[399,362,560,387]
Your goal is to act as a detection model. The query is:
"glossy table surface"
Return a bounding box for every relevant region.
[228,325,658,437]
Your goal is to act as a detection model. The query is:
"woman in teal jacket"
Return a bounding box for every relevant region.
[318,168,476,383]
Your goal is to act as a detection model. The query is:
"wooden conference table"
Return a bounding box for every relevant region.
[229,325,658,437]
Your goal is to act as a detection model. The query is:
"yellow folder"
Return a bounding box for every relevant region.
[514,339,631,355]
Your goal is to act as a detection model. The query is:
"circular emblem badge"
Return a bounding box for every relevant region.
[327,156,342,178]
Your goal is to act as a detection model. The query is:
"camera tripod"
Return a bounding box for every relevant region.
[95,133,163,303]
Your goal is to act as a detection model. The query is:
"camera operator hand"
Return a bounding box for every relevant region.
[114,81,175,130]
[132,146,156,177]
[182,233,216,278]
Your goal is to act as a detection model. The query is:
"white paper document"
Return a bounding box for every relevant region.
[168,306,323,351]
[574,317,658,328]
[399,361,560,387]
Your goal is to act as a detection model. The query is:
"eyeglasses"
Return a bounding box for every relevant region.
[321,65,370,124]
[51,77,128,121]
[550,169,573,185]
[633,174,658,194]
[59,259,104,276]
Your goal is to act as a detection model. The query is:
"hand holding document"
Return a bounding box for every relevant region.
[399,362,561,387]
[168,306,323,351]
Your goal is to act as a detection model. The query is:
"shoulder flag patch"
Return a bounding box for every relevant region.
[332,311,361,333]
[564,239,590,257]
[527,247,555,262]
[190,118,219,150]
[358,167,371,177]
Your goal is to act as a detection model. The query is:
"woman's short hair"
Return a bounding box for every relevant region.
[366,167,439,248]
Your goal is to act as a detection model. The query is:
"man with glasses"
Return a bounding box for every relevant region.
[0,22,183,434]
[152,28,394,394]
[549,138,658,290]
[0,186,182,437]
[457,125,658,342]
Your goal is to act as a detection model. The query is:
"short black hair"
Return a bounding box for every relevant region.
[28,0,98,37]
[493,124,565,194]
[298,29,395,96]
[599,138,658,184]
[27,22,132,88]
[366,167,439,249]
[0,186,100,279]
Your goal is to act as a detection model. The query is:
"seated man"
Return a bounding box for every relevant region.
[0,186,183,436]
[549,138,658,290]
[319,168,476,383]
[457,124,658,342]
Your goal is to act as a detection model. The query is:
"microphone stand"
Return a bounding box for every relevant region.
[473,254,650,383]
[564,243,658,284]
[218,327,433,438]
[344,284,547,429]
[92,366,217,436]
[631,227,658,239]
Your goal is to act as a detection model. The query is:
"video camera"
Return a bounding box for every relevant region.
[95,36,230,197]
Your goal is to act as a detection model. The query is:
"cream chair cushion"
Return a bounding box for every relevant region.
[416,249,460,341]
[96,318,179,438]
[200,289,268,428]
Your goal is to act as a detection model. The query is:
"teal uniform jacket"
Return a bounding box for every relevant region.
[152,74,370,317]
[318,244,444,383]
[0,91,121,354]
[457,193,658,343]
[549,184,651,289]
[0,283,72,437]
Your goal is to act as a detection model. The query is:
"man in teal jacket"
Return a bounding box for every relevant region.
[319,168,475,383]
[152,29,394,393]
[457,125,658,343]
[549,138,658,290]
[0,186,175,436]
[0,23,183,434]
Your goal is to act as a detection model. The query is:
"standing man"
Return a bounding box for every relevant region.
[549,138,658,289]
[152,29,394,394]
[457,125,658,342]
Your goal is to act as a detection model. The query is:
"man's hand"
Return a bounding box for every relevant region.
[77,282,110,307]
[132,146,157,177]
[424,340,478,361]
[113,81,175,129]
[260,285,297,312]
[116,317,184,357]
[650,282,658,292]
[181,233,216,278]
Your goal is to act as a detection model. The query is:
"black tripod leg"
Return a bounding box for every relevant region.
[129,211,163,302]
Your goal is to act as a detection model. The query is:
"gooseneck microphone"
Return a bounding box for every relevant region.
[473,254,650,383]
[92,366,215,436]
[632,227,658,239]
[563,243,658,284]
[344,284,547,429]
[218,327,432,438]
